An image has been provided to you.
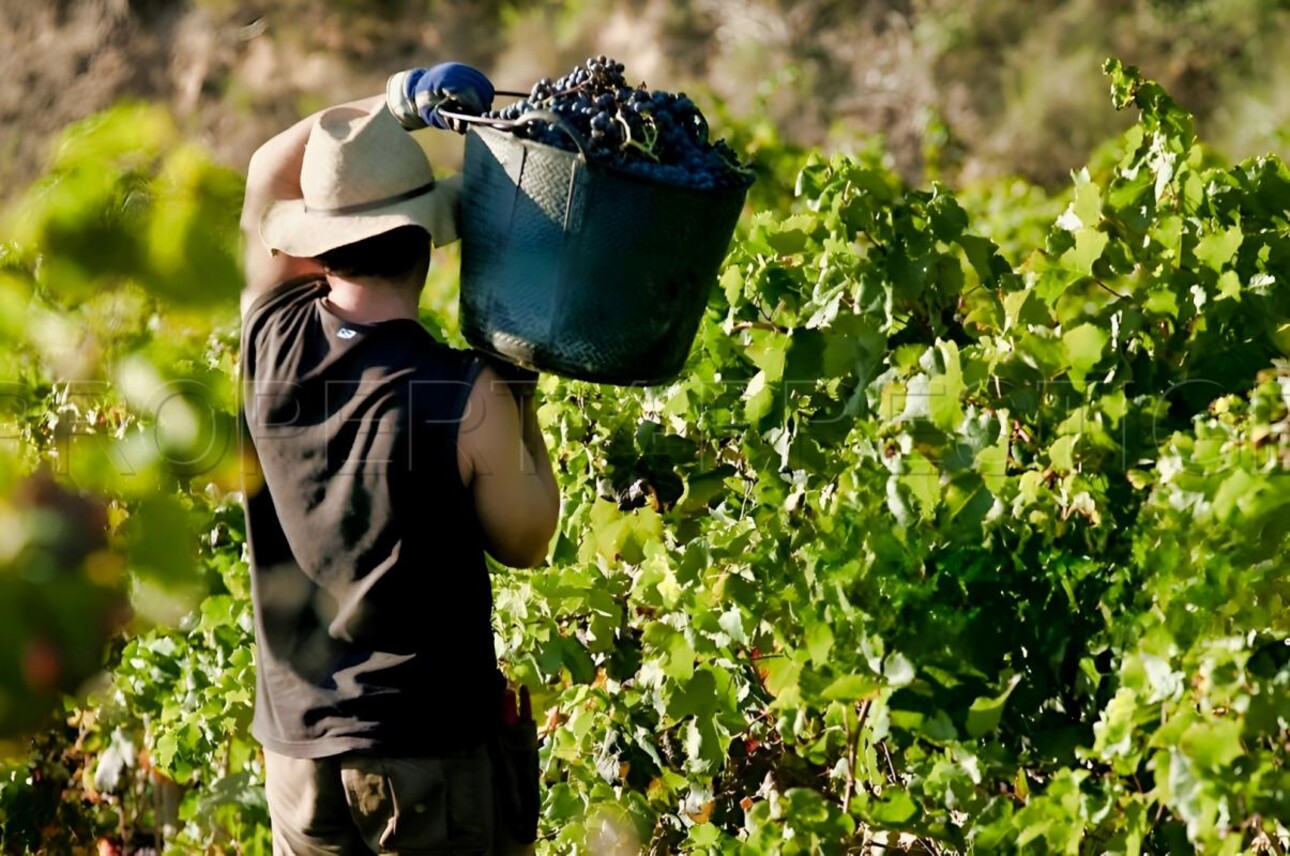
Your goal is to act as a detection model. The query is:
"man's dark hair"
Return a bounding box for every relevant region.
[315,225,431,279]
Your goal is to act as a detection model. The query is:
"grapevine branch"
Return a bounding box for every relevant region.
[1093,278,1130,300]
[840,699,872,814]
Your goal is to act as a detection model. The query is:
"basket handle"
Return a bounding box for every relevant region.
[435,107,590,160]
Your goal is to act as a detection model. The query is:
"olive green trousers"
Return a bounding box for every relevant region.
[264,744,535,855]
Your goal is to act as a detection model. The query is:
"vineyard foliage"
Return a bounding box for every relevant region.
[0,61,1287,853]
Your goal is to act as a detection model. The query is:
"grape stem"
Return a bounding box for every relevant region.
[524,81,592,109]
[615,113,659,161]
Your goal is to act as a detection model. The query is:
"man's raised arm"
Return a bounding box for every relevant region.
[239,95,385,314]
[240,64,497,313]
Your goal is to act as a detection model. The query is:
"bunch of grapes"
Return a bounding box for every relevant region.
[479,56,753,191]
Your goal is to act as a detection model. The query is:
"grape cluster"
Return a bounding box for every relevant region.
[479,56,752,191]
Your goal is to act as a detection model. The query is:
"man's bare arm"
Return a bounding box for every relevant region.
[456,366,560,568]
[239,95,385,314]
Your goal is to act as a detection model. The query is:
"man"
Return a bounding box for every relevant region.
[239,62,559,854]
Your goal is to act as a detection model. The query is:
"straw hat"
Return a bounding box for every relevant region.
[259,103,460,258]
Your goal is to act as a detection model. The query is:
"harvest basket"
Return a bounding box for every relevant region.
[453,112,749,385]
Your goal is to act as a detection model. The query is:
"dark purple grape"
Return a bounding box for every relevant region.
[487,57,752,191]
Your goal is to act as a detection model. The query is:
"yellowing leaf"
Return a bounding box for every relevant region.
[1179,719,1244,771]
[1062,227,1109,275]
[821,673,882,701]
[1056,167,1102,232]
[976,443,1009,493]
[1194,226,1243,272]
[965,674,1022,738]
[1062,322,1109,384]
[927,339,965,431]
[686,799,715,825]
[805,621,834,666]
[1217,269,1241,301]
[1050,435,1078,472]
[900,451,941,517]
[1144,288,1179,317]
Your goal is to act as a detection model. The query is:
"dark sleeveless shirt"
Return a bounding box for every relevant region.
[240,278,501,759]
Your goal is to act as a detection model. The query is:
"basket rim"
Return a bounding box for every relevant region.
[468,124,755,196]
[461,321,688,386]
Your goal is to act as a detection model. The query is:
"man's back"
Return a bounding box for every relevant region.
[239,86,554,852]
[242,278,502,759]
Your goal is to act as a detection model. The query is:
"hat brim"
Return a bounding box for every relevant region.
[259,174,461,258]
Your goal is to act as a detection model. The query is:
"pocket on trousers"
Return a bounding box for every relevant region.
[376,751,492,852]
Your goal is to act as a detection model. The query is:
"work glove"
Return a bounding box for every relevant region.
[386,62,494,133]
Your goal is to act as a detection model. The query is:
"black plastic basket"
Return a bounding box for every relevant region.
[455,113,749,385]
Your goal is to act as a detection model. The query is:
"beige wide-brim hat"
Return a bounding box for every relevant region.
[260,102,461,258]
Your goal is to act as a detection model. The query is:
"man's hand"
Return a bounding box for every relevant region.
[387,62,495,133]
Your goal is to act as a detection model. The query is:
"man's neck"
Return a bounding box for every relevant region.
[323,274,421,324]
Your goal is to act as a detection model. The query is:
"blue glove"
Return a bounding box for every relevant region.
[386,62,494,133]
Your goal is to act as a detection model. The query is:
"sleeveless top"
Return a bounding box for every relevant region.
[240,278,501,758]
